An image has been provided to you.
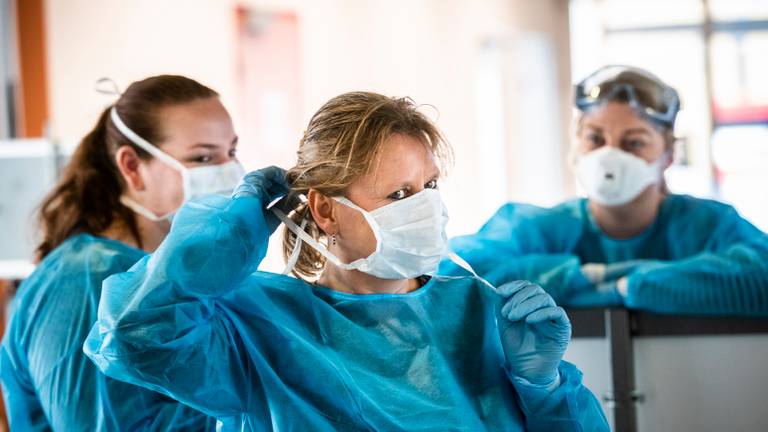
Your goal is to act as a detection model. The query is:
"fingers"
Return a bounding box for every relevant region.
[501,290,556,323]
[526,306,569,327]
[261,167,290,201]
[500,284,542,316]
[236,167,289,202]
[260,166,288,186]
[495,280,535,298]
[526,306,572,342]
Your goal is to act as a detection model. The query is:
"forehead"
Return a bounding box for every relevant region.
[357,133,439,190]
[158,98,234,140]
[582,102,652,130]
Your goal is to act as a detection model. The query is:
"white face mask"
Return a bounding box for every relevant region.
[274,188,449,280]
[110,107,245,221]
[575,146,666,207]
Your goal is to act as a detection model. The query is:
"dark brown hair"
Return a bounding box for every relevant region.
[282,91,452,280]
[35,75,218,259]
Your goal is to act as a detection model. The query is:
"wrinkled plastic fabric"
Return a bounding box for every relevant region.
[0,234,216,431]
[84,195,609,431]
[449,194,768,315]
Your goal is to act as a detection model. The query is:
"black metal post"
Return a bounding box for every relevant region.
[605,308,637,432]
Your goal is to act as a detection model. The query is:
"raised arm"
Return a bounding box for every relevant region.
[84,168,289,417]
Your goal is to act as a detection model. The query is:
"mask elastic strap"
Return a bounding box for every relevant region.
[647,152,670,185]
[119,195,172,222]
[110,107,191,197]
[110,107,186,172]
[445,252,498,292]
[332,196,383,254]
[272,207,358,271]
[95,77,122,96]
[281,218,307,275]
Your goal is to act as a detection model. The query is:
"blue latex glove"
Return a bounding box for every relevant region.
[232,166,290,232]
[496,281,571,387]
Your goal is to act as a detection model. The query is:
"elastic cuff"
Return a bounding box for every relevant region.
[506,366,561,393]
[515,374,561,393]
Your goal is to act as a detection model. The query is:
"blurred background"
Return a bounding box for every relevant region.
[2,0,767,272]
[1,1,768,431]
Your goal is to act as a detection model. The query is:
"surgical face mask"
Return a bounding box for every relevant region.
[110,107,245,221]
[575,146,666,207]
[274,188,449,280]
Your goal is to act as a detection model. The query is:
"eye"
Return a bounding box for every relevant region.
[586,133,604,148]
[623,139,646,151]
[228,148,238,158]
[191,154,214,164]
[424,179,438,189]
[387,189,408,200]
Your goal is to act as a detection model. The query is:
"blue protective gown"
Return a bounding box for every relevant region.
[84,195,609,431]
[0,234,215,431]
[450,194,768,315]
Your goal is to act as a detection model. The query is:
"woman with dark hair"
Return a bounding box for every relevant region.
[452,65,768,314]
[0,74,243,430]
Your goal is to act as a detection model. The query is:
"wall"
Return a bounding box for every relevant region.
[44,0,573,240]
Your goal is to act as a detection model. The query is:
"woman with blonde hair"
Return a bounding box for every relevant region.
[85,91,608,430]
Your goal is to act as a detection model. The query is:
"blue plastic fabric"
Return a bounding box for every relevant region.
[0,234,215,431]
[450,194,768,315]
[84,194,609,431]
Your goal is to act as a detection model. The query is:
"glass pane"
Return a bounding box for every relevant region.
[711,31,768,111]
[600,0,703,28]
[709,0,768,22]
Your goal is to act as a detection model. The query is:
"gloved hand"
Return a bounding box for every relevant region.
[232,166,290,231]
[581,260,648,285]
[496,280,571,387]
[232,166,289,202]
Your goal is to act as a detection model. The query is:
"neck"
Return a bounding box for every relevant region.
[318,264,419,295]
[589,186,666,239]
[99,214,169,252]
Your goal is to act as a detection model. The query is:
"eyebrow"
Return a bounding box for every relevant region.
[391,173,441,190]
[623,128,651,136]
[583,124,602,132]
[583,124,651,136]
[190,137,239,150]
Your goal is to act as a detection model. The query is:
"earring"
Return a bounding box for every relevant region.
[331,234,337,246]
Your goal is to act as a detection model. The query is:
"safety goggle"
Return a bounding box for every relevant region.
[574,65,680,128]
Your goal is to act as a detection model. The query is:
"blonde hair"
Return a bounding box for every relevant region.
[282,91,451,280]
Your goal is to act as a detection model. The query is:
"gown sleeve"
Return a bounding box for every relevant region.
[625,206,768,315]
[84,195,274,418]
[451,203,593,303]
[511,361,610,431]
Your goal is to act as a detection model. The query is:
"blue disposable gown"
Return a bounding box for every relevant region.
[0,234,215,431]
[450,195,768,314]
[84,195,609,431]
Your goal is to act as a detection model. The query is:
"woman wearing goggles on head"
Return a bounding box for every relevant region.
[452,65,768,315]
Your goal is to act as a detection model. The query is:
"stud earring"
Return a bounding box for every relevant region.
[331,234,337,246]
